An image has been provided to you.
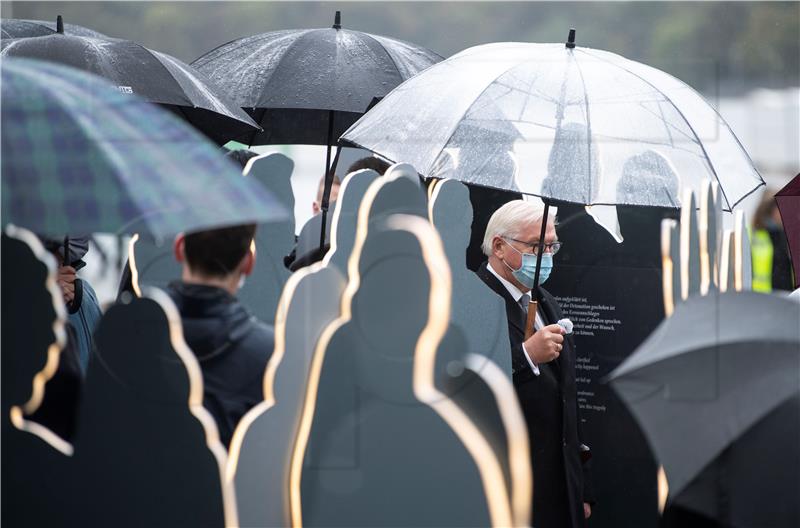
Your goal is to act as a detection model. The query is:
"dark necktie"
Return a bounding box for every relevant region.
[519,293,530,314]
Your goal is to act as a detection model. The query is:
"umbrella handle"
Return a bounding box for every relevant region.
[524,300,538,340]
[527,201,551,340]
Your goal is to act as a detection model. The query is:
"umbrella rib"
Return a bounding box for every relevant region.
[360,31,405,87]
[656,99,676,147]
[142,47,196,108]
[250,30,321,108]
[728,181,766,210]
[576,49,735,210]
[493,80,563,107]
[633,99,699,145]
[192,30,300,67]
[516,69,540,123]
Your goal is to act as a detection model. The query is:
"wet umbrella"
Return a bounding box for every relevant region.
[1,17,260,145]
[193,11,443,245]
[192,11,442,146]
[775,173,800,286]
[341,30,764,319]
[1,16,106,39]
[1,58,287,241]
[607,291,800,526]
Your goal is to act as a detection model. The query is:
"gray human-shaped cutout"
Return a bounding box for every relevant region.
[700,180,722,293]
[237,153,295,324]
[227,168,381,528]
[1,226,75,527]
[429,179,531,525]
[680,190,701,300]
[429,179,512,377]
[436,349,532,526]
[293,169,514,526]
[720,230,736,293]
[325,169,383,272]
[128,232,179,292]
[71,287,237,527]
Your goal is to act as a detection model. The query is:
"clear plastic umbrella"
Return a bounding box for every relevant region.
[342,32,764,211]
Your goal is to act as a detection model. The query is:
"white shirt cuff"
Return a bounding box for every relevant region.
[521,342,540,376]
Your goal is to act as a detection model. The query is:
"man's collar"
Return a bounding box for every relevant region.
[486,261,527,303]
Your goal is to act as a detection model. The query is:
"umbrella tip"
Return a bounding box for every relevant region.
[56,15,64,34]
[566,28,576,49]
[333,10,342,30]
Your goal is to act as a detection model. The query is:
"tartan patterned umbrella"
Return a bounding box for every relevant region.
[1,58,288,241]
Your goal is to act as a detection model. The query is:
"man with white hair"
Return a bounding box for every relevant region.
[476,199,594,528]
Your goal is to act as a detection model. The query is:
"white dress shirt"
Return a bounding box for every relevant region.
[487,262,542,376]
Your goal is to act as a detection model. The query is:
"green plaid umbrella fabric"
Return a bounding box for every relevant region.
[2,58,287,241]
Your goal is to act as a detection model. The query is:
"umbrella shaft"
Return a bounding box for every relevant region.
[532,202,550,301]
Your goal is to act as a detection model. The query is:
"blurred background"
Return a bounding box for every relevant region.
[3,1,798,303]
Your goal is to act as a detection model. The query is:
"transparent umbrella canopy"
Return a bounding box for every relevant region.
[342,35,764,211]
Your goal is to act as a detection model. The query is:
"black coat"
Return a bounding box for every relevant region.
[477,262,594,528]
[167,282,274,448]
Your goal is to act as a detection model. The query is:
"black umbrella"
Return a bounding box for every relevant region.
[1,16,106,39]
[608,291,800,526]
[193,11,443,246]
[1,17,259,145]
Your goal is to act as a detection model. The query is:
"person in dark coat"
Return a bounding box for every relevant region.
[476,199,594,528]
[287,156,391,271]
[168,223,274,448]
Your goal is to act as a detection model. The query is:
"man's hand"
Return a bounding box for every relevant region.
[523,323,564,364]
[56,265,77,304]
[584,502,592,519]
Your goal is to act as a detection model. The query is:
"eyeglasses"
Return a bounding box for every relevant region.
[504,237,562,255]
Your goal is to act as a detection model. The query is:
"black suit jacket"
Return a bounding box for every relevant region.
[477,262,594,528]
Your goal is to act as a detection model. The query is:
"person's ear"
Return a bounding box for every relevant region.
[173,233,186,264]
[240,240,256,276]
[492,235,506,259]
[312,201,320,215]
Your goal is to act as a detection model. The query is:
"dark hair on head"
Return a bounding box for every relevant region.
[753,190,777,230]
[184,224,257,278]
[223,148,260,169]
[346,156,390,176]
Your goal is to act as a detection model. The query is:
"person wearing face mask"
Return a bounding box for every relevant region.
[476,199,595,528]
[166,223,274,448]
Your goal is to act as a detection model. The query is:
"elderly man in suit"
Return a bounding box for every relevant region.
[476,199,594,528]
